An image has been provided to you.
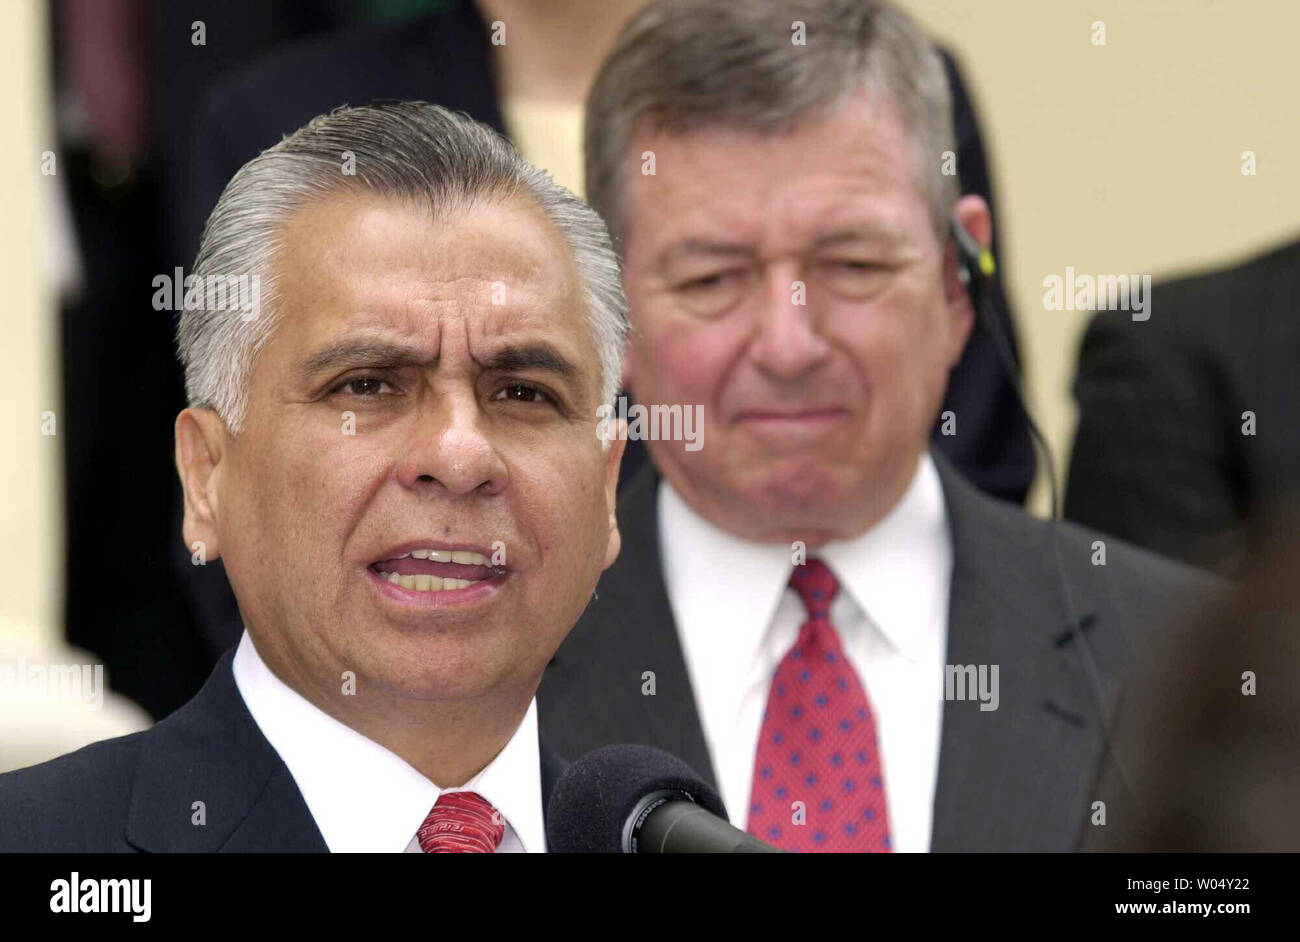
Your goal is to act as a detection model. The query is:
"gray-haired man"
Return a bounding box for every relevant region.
[0,103,627,852]
[538,0,1221,852]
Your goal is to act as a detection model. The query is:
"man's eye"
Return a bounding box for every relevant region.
[332,376,394,397]
[673,269,749,319]
[493,383,555,406]
[681,271,739,291]
[819,259,890,299]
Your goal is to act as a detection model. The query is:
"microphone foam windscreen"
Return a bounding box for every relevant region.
[546,744,729,853]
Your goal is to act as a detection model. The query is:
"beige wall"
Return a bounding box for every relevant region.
[0,2,151,767]
[0,0,60,650]
[900,0,1300,513]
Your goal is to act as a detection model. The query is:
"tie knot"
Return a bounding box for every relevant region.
[789,558,839,620]
[417,790,504,853]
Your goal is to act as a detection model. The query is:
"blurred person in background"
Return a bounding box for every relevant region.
[535,0,1219,853]
[52,0,370,723]
[1086,517,1300,851]
[1067,236,1300,579]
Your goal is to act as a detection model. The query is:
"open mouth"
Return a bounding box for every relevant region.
[368,548,507,593]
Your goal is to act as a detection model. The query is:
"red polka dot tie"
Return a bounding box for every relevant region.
[417,791,505,853]
[746,559,893,852]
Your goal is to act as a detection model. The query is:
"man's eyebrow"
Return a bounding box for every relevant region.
[660,238,754,267]
[298,340,428,378]
[811,224,909,250]
[297,338,582,386]
[659,227,910,266]
[480,342,580,381]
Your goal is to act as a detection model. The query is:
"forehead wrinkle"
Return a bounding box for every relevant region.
[275,191,598,397]
[343,271,554,338]
[462,303,597,402]
[326,259,587,373]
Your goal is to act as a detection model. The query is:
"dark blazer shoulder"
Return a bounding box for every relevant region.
[1066,237,1300,570]
[0,650,326,853]
[2,652,578,852]
[930,453,1226,850]
[942,450,1223,625]
[0,730,147,852]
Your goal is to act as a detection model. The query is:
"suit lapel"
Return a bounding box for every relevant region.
[125,650,328,852]
[928,452,1116,851]
[538,734,566,814]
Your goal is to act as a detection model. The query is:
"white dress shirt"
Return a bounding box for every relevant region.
[660,453,952,853]
[232,631,545,853]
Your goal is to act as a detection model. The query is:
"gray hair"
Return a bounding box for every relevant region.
[179,102,627,434]
[585,0,960,246]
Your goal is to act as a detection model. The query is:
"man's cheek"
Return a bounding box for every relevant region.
[536,466,606,571]
[657,328,728,397]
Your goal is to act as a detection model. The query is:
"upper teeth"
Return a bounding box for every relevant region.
[393,549,491,565]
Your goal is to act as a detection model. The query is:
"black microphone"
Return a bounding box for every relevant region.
[546,744,783,853]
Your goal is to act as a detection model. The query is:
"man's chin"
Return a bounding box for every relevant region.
[719,466,876,541]
[362,653,513,703]
[753,461,854,505]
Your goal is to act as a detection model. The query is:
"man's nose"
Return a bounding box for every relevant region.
[395,392,508,497]
[747,262,831,380]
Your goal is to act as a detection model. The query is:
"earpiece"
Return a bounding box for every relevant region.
[950,215,997,305]
[950,216,996,280]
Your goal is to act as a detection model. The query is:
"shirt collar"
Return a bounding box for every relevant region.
[817,452,951,661]
[231,631,545,853]
[455,696,544,854]
[659,451,950,664]
[659,478,794,681]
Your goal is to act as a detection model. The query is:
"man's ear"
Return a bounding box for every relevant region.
[942,193,993,367]
[601,419,628,570]
[175,407,230,562]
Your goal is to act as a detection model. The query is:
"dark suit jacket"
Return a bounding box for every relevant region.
[537,453,1219,851]
[0,650,566,852]
[1066,236,1300,576]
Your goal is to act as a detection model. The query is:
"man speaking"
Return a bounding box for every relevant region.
[0,103,627,852]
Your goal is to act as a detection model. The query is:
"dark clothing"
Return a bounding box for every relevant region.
[538,453,1220,851]
[0,650,566,852]
[1066,237,1300,575]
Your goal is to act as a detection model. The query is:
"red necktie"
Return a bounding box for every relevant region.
[746,559,893,852]
[417,791,504,853]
